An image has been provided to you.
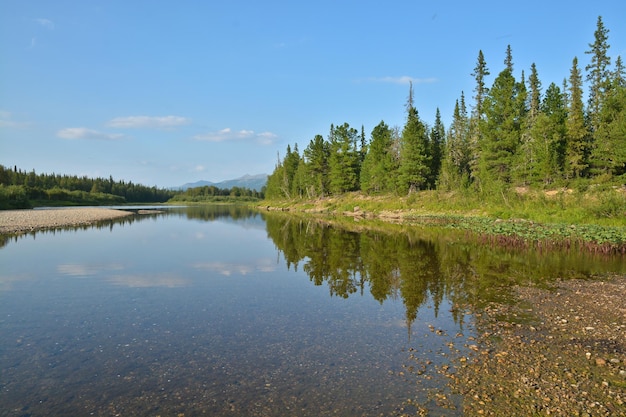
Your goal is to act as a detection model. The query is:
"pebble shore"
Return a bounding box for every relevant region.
[0,207,133,234]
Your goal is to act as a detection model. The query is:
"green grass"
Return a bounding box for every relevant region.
[262,186,626,253]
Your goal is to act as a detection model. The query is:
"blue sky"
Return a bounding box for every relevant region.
[2,1,625,188]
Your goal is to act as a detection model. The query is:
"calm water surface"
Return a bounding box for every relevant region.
[1,206,624,416]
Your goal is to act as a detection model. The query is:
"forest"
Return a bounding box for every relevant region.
[0,165,178,208]
[264,16,625,202]
[0,165,264,209]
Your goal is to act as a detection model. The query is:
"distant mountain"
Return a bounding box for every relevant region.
[175,173,268,192]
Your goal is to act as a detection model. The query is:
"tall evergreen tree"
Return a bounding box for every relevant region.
[471,50,490,122]
[428,108,445,188]
[585,16,611,132]
[360,121,395,193]
[440,93,471,190]
[302,134,330,197]
[398,84,430,193]
[590,84,626,176]
[328,122,360,194]
[613,56,625,88]
[528,63,542,121]
[479,48,523,185]
[529,83,568,183]
[566,57,591,178]
[469,50,490,182]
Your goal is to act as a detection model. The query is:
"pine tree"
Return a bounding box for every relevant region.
[398,83,430,193]
[585,16,611,132]
[566,57,591,178]
[529,83,567,184]
[440,92,471,190]
[328,123,360,194]
[590,82,626,176]
[471,50,490,122]
[428,108,445,188]
[360,121,395,193]
[613,56,625,88]
[303,134,330,197]
[528,63,542,121]
[479,47,523,185]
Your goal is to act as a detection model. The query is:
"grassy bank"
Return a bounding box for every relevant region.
[262,187,626,253]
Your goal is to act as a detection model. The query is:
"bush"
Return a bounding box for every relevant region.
[0,185,32,209]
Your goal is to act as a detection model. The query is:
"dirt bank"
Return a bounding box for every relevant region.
[0,208,133,234]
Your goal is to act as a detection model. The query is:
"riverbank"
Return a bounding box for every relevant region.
[261,192,626,253]
[452,275,626,416]
[0,207,134,234]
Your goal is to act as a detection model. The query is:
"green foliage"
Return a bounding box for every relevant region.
[265,15,624,211]
[360,121,396,194]
[328,123,361,194]
[0,185,31,209]
[398,106,431,193]
[170,184,262,203]
[0,165,178,208]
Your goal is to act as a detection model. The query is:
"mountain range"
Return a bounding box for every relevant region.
[174,173,268,192]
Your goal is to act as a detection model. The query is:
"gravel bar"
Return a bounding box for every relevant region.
[0,207,134,234]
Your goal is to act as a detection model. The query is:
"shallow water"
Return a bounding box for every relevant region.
[1,206,624,416]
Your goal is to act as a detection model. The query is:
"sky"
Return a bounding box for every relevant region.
[1,1,625,188]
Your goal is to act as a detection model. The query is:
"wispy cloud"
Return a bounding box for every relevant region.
[192,259,276,276]
[57,263,124,276]
[358,76,438,85]
[107,115,191,129]
[34,18,54,30]
[108,273,188,288]
[0,110,27,128]
[57,127,124,141]
[193,128,277,145]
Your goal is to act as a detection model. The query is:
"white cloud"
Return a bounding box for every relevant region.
[0,110,26,128]
[108,273,188,288]
[193,128,278,144]
[359,76,438,85]
[34,18,54,30]
[192,259,276,276]
[107,115,191,128]
[57,127,124,141]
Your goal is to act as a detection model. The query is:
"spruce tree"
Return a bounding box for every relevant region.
[470,50,490,183]
[398,83,430,193]
[440,92,472,190]
[328,123,360,194]
[303,134,330,197]
[585,16,611,132]
[428,108,445,188]
[471,50,490,122]
[360,121,394,193]
[565,57,591,178]
[479,48,523,185]
[529,83,567,184]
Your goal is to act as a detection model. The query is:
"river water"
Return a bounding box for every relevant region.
[1,205,624,416]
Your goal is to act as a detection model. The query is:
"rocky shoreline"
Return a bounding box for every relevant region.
[0,207,133,234]
[453,276,626,416]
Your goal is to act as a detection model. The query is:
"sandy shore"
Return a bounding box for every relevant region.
[0,207,134,234]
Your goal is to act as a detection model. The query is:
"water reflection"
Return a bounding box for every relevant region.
[1,206,625,416]
[264,212,626,328]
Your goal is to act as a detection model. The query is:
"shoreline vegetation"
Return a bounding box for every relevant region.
[261,187,626,254]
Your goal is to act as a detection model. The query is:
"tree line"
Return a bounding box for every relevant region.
[0,165,177,208]
[169,184,263,202]
[265,16,625,200]
[0,164,265,209]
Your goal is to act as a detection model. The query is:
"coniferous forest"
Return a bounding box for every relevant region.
[265,16,625,201]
